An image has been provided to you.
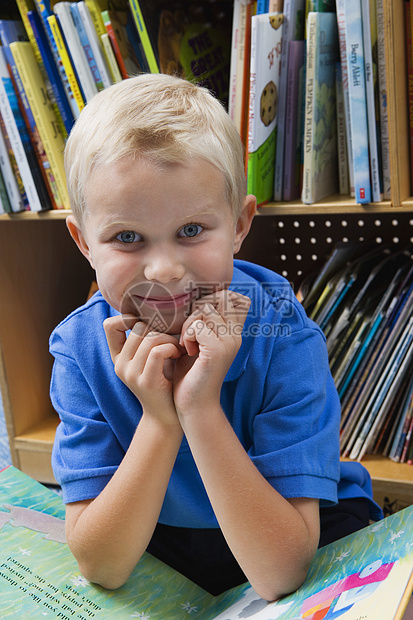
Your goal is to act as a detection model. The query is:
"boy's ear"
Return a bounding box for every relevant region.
[233,194,257,254]
[66,215,95,269]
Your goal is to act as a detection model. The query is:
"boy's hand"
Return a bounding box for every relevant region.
[103,315,183,428]
[174,290,250,415]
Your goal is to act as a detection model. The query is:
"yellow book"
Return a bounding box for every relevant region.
[100,32,123,83]
[84,0,107,37]
[47,14,85,114]
[10,41,71,210]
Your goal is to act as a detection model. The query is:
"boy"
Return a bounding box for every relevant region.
[50,74,381,601]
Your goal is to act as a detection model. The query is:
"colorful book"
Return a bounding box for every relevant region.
[10,41,71,210]
[76,1,113,89]
[53,1,98,102]
[301,11,339,204]
[283,39,305,201]
[127,1,233,106]
[47,13,86,114]
[0,18,63,211]
[1,464,413,619]
[0,124,24,212]
[0,47,50,212]
[273,0,305,201]
[361,0,381,202]
[343,0,372,204]
[70,2,105,92]
[27,8,74,137]
[246,12,284,206]
[101,9,143,79]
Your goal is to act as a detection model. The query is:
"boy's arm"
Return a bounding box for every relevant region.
[65,316,184,590]
[175,292,320,601]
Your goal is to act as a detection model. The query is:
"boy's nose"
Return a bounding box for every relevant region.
[143,250,185,283]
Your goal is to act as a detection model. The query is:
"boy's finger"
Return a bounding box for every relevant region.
[103,314,147,361]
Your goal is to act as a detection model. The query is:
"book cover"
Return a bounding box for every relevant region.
[127,1,233,106]
[0,18,63,210]
[301,11,339,205]
[283,39,305,201]
[1,464,413,619]
[0,47,50,211]
[53,1,98,103]
[101,8,144,79]
[10,40,70,210]
[343,0,372,204]
[361,0,381,202]
[27,7,75,137]
[246,12,284,206]
[273,0,305,201]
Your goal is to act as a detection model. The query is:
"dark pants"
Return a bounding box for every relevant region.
[147,498,373,596]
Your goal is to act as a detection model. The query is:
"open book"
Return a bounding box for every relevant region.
[0,465,412,619]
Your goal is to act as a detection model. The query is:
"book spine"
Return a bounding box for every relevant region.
[0,164,11,214]
[128,0,159,73]
[10,41,70,210]
[70,2,104,92]
[84,0,106,37]
[228,0,241,123]
[47,13,85,114]
[77,2,112,89]
[375,0,391,199]
[0,48,47,212]
[335,0,355,196]
[54,2,98,102]
[406,0,413,195]
[100,33,123,84]
[361,0,381,202]
[101,10,129,80]
[34,0,81,120]
[0,117,25,212]
[344,0,372,204]
[301,12,317,204]
[335,62,350,195]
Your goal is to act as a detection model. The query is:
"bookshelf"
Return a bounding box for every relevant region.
[0,1,412,513]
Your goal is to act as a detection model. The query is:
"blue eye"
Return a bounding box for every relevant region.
[116,231,140,243]
[179,224,203,238]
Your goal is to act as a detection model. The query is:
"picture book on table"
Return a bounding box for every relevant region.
[246,12,284,206]
[301,11,339,204]
[1,465,413,619]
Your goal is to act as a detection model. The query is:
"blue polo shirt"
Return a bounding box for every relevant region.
[50,260,381,527]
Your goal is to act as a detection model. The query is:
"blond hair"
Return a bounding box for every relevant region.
[64,74,246,222]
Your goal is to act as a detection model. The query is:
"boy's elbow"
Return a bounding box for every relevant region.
[77,559,130,590]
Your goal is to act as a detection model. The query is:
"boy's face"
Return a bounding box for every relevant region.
[67,156,255,334]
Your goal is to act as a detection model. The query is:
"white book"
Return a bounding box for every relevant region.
[77,1,112,90]
[0,48,44,212]
[0,120,24,212]
[361,0,381,202]
[53,1,98,102]
[273,0,305,201]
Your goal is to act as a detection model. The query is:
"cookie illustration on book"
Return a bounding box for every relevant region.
[260,81,278,126]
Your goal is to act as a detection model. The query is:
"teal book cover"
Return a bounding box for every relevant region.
[1,465,412,619]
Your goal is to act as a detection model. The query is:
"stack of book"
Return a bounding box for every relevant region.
[230,0,392,206]
[301,241,413,464]
[0,0,233,214]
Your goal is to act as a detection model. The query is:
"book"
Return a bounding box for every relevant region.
[405,0,413,194]
[0,165,12,214]
[26,7,75,137]
[301,11,339,204]
[47,12,86,114]
[0,18,63,210]
[34,0,81,120]
[246,12,284,206]
[0,47,50,212]
[76,1,113,89]
[10,41,71,210]
[273,0,305,201]
[0,110,28,210]
[375,0,391,200]
[53,1,98,103]
[343,0,372,204]
[100,31,123,83]
[69,2,105,92]
[127,1,233,106]
[283,39,305,201]
[335,61,350,195]
[1,464,413,619]
[361,0,381,202]
[101,8,143,79]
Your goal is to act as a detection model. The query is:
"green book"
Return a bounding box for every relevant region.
[1,465,412,619]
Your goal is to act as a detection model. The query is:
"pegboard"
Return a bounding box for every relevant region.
[237,210,413,290]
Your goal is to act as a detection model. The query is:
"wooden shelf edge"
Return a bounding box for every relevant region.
[14,414,59,449]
